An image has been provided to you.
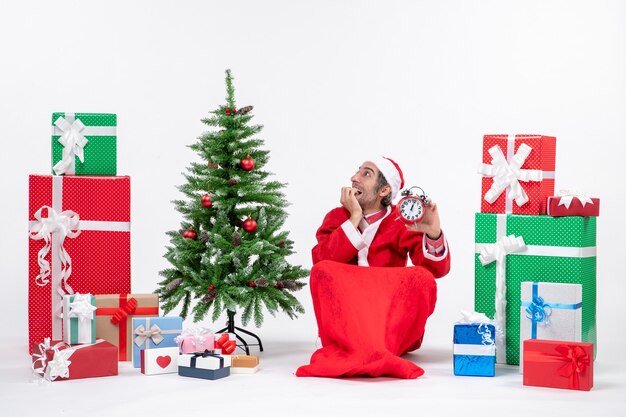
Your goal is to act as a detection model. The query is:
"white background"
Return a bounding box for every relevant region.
[1,0,625,415]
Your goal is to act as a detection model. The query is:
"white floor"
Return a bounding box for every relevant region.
[2,335,625,417]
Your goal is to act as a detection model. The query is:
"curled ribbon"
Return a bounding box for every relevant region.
[525,295,552,325]
[53,116,89,175]
[557,190,594,209]
[68,293,97,323]
[456,311,495,346]
[478,144,543,208]
[478,235,526,362]
[28,206,80,294]
[111,297,138,325]
[134,324,164,347]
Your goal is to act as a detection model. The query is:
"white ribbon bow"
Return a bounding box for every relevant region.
[32,338,72,383]
[53,116,89,175]
[557,190,594,209]
[478,144,543,207]
[478,235,526,362]
[134,324,164,347]
[28,206,81,293]
[68,293,96,323]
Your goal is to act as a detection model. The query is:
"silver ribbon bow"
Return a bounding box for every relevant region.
[134,324,164,347]
[53,116,89,175]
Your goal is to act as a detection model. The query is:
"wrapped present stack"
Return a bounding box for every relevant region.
[472,133,598,390]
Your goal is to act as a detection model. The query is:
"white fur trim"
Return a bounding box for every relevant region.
[341,220,367,251]
[423,235,449,262]
[357,207,392,266]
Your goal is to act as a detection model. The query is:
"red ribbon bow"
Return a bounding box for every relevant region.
[110,297,138,325]
[215,333,236,354]
[554,344,589,389]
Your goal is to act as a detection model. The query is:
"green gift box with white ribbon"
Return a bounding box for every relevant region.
[474,213,596,365]
[51,112,117,176]
[63,293,97,345]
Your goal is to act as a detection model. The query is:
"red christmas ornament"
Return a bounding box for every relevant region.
[240,156,255,171]
[225,108,231,116]
[209,284,214,290]
[201,194,213,207]
[248,281,256,287]
[275,281,282,288]
[228,178,237,185]
[183,228,197,240]
[242,217,257,233]
[232,107,237,114]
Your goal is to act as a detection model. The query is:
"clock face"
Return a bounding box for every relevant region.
[399,197,424,222]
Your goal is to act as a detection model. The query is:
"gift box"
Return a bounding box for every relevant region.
[132,316,183,368]
[229,355,260,374]
[178,352,230,380]
[214,333,237,354]
[453,323,496,377]
[51,112,117,176]
[478,134,556,215]
[28,175,131,352]
[546,193,600,217]
[176,328,215,353]
[32,338,118,382]
[474,212,596,365]
[95,294,159,361]
[140,346,179,375]
[520,282,582,372]
[523,339,593,391]
[63,293,96,345]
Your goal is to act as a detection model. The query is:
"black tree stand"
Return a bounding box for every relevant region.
[216,310,264,355]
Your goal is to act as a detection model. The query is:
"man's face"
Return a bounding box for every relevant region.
[350,161,388,210]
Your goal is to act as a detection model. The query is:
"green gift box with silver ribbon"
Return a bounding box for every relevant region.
[474,212,596,365]
[51,112,117,176]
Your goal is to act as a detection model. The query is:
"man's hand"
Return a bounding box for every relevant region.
[340,187,362,228]
[405,201,441,239]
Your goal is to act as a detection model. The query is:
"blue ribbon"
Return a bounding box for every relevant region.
[521,282,582,339]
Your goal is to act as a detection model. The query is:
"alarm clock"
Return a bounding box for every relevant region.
[396,186,430,224]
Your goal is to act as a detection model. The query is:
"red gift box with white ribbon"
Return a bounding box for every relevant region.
[28,175,131,353]
[478,134,556,215]
[546,191,600,217]
[523,339,593,391]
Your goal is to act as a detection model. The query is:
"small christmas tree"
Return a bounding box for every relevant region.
[157,69,308,328]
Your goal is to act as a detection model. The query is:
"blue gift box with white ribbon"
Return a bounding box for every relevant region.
[131,316,183,368]
[453,323,496,377]
[178,351,230,380]
[519,281,582,372]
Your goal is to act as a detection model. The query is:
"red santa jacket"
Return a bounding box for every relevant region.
[312,206,451,278]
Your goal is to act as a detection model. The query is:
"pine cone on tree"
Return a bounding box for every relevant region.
[201,230,210,244]
[233,231,241,246]
[202,287,217,303]
[277,239,286,248]
[254,277,269,287]
[236,105,253,115]
[281,280,298,291]
[208,162,219,169]
[165,278,183,292]
[178,229,185,236]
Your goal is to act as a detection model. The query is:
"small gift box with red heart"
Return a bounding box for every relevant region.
[523,339,593,391]
[214,333,237,354]
[546,191,600,217]
[140,346,179,375]
[132,316,183,368]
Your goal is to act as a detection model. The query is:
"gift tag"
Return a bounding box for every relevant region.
[141,347,179,375]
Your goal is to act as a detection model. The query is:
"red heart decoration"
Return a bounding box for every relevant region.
[156,355,172,369]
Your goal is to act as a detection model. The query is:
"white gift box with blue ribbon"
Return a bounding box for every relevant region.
[519,281,582,372]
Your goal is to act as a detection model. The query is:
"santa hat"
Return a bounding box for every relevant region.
[371,156,405,201]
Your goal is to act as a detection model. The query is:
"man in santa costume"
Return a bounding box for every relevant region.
[296,157,451,379]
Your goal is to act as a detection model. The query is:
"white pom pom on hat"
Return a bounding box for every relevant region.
[371,156,405,201]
